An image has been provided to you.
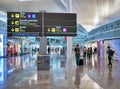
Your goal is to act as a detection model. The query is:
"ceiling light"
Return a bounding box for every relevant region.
[18,0,38,2]
[94,15,99,25]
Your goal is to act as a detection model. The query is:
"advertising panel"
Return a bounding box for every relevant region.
[0,58,4,82]
[0,34,3,57]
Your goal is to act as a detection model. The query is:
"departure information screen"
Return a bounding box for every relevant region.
[7,12,76,36]
[7,12,42,36]
[44,13,76,36]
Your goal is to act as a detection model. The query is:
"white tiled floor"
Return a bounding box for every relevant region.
[0,53,120,89]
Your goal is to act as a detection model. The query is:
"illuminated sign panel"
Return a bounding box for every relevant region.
[44,13,76,36]
[0,58,4,81]
[0,35,3,57]
[7,12,77,36]
[0,34,4,81]
[7,12,42,36]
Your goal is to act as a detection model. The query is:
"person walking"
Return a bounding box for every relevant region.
[107,46,114,67]
[83,46,87,58]
[94,47,97,54]
[87,47,92,64]
[87,48,91,59]
[47,46,51,54]
[90,47,93,59]
[74,44,80,66]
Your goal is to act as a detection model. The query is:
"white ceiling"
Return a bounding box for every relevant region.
[0,0,65,12]
[0,0,120,31]
[72,0,120,31]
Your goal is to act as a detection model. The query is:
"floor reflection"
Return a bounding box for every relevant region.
[0,53,120,89]
[74,67,81,88]
[107,69,114,87]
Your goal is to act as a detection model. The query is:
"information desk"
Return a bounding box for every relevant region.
[37,55,50,70]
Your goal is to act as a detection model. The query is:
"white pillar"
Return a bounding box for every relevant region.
[66,0,72,12]
[67,37,73,89]
[66,0,73,89]
[67,37,72,60]
[67,0,73,60]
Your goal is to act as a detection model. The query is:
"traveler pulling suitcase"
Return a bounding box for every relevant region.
[79,57,83,66]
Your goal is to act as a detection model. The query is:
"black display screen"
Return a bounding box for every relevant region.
[7,12,77,36]
[7,12,42,36]
[44,13,76,36]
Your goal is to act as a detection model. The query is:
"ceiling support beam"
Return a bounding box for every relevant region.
[66,0,72,12]
[60,0,67,8]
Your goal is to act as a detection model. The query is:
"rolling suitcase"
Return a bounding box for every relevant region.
[79,57,83,66]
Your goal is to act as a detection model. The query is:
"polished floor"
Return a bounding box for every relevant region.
[0,52,120,89]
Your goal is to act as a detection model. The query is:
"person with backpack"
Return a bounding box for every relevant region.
[107,46,115,67]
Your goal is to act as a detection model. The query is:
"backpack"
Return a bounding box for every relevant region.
[108,49,114,56]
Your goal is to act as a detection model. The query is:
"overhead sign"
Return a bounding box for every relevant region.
[44,13,76,36]
[7,12,77,36]
[7,12,42,36]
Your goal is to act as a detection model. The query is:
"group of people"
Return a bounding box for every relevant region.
[74,44,97,66]
[74,44,115,68]
[82,46,97,58]
[47,47,60,54]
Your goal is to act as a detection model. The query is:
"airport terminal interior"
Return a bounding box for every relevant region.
[0,0,120,89]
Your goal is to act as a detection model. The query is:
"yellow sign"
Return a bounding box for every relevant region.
[48,28,51,32]
[15,14,20,18]
[15,21,19,25]
[51,28,56,32]
[11,14,14,18]
[15,28,19,32]
[11,28,14,32]
[11,21,14,25]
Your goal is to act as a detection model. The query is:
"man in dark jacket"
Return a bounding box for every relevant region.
[74,44,80,66]
[107,46,114,67]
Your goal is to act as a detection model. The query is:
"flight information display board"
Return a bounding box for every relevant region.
[44,13,76,36]
[7,12,77,36]
[7,12,42,36]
